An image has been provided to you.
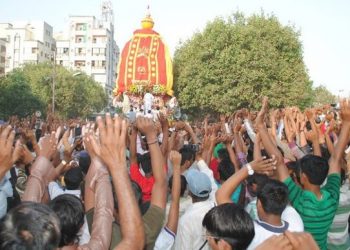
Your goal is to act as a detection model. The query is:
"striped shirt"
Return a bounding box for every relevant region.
[327,181,350,250]
[284,174,341,250]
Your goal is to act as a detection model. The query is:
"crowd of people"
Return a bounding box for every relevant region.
[0,96,350,250]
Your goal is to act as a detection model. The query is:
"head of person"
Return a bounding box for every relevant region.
[185,169,212,202]
[179,146,196,170]
[246,173,269,197]
[202,203,255,250]
[48,194,84,247]
[78,150,91,175]
[168,174,187,197]
[218,159,234,183]
[256,179,288,219]
[64,167,83,190]
[137,152,152,177]
[0,202,61,250]
[217,148,229,163]
[298,154,329,187]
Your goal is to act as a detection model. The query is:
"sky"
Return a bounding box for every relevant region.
[1,0,349,96]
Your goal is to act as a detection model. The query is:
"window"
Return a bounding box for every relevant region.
[92,48,106,56]
[92,60,106,69]
[75,36,85,43]
[59,60,63,65]
[46,30,51,36]
[0,56,5,63]
[76,23,87,31]
[75,48,85,56]
[32,48,38,54]
[1,46,5,53]
[92,36,107,43]
[63,48,69,54]
[74,60,86,68]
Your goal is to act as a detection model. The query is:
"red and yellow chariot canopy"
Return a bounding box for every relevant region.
[115,15,173,96]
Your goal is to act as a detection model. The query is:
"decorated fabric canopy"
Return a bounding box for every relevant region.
[115,13,173,96]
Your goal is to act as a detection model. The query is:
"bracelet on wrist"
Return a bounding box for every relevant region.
[147,140,158,145]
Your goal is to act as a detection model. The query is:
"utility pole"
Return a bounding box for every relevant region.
[52,46,57,114]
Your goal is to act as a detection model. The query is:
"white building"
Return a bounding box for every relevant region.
[0,38,6,76]
[55,1,119,99]
[0,21,55,74]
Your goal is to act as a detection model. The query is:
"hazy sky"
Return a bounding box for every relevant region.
[1,0,349,96]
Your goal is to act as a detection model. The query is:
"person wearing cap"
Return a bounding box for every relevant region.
[174,168,215,250]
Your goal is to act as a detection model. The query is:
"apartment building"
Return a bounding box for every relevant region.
[55,2,119,98]
[0,21,55,73]
[0,38,6,76]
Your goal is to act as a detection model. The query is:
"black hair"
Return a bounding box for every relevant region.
[137,153,152,175]
[246,173,269,196]
[0,202,61,250]
[202,203,255,250]
[257,179,288,216]
[168,175,187,197]
[179,147,195,166]
[79,155,91,175]
[298,154,329,185]
[48,194,84,247]
[64,167,83,190]
[217,148,229,161]
[218,159,234,181]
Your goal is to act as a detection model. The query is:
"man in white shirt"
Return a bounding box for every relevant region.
[48,167,83,199]
[174,169,214,250]
[247,179,303,249]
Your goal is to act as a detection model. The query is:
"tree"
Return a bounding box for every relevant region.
[0,71,44,120]
[311,85,336,107]
[173,11,312,115]
[21,63,108,118]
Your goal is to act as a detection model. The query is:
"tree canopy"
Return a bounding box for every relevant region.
[173,11,312,115]
[311,85,336,107]
[0,63,108,119]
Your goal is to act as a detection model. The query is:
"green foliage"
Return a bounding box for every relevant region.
[174,11,312,115]
[0,71,44,119]
[312,85,336,107]
[0,63,108,119]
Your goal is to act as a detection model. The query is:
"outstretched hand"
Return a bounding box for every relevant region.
[0,125,16,172]
[88,114,128,170]
[256,96,269,126]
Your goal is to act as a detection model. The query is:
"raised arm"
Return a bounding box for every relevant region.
[22,132,57,203]
[305,109,322,157]
[89,115,144,250]
[0,126,16,180]
[159,113,169,157]
[328,100,350,175]
[129,125,138,165]
[216,158,275,205]
[165,151,182,233]
[256,97,290,181]
[137,117,167,209]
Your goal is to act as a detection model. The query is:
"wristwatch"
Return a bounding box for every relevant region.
[246,163,254,175]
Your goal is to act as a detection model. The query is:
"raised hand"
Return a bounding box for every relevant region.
[340,99,350,122]
[256,96,269,126]
[38,132,57,160]
[0,126,16,176]
[89,114,128,170]
[136,116,157,138]
[249,156,277,174]
[169,150,182,167]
